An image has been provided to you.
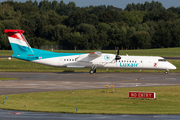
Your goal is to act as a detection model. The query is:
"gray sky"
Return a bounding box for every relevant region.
[2,0,180,9]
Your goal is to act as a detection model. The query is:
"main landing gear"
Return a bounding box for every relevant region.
[89,65,97,74]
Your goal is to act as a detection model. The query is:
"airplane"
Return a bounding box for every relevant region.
[4,29,176,74]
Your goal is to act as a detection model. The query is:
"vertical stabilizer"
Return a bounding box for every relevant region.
[4,29,34,56]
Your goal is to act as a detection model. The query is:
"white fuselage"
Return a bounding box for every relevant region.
[32,53,176,71]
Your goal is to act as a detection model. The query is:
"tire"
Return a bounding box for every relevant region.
[90,70,94,74]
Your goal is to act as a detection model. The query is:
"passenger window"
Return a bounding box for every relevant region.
[69,59,71,61]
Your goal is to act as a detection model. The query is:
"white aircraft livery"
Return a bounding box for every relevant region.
[4,29,176,74]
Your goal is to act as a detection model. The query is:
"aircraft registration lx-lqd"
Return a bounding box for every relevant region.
[4,29,176,74]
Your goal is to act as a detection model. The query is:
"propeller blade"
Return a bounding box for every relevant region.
[115,48,121,61]
[117,48,119,56]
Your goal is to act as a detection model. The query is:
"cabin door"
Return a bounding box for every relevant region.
[59,58,64,66]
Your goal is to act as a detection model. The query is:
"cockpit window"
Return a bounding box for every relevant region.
[158,59,166,62]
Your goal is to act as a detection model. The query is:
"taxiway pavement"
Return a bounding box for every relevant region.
[0,72,180,95]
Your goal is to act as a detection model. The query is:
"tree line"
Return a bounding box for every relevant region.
[0,0,180,50]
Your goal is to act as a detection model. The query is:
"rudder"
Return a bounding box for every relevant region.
[4,29,34,56]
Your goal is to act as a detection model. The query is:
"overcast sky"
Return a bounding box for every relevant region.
[2,0,180,9]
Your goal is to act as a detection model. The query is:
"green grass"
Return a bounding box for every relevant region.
[0,58,179,73]
[0,47,180,56]
[0,77,18,80]
[1,86,180,114]
[0,50,13,56]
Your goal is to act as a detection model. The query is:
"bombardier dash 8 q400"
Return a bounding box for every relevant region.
[4,29,176,74]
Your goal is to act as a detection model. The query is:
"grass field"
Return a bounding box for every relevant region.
[1,47,180,57]
[0,58,179,73]
[1,86,180,114]
[0,77,19,80]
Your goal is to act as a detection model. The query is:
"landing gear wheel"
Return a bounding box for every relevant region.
[90,64,98,74]
[165,71,168,74]
[89,69,96,74]
[89,70,94,74]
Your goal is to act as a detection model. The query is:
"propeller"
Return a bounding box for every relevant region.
[115,48,121,62]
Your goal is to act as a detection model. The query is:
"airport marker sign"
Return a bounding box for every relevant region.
[129,91,156,99]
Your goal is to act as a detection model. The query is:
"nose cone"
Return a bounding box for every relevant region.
[172,65,177,70]
[168,63,176,70]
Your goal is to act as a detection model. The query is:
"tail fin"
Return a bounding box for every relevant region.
[4,29,34,56]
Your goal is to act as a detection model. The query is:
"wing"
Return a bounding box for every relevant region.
[76,51,102,62]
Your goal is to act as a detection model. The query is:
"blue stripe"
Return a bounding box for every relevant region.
[10,43,34,55]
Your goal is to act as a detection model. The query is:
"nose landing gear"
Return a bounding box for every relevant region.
[165,70,169,74]
[89,65,97,74]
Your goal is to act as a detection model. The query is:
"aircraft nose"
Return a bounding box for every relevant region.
[169,63,176,70]
[172,65,177,70]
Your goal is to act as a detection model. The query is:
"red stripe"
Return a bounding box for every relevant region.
[4,29,24,33]
[90,52,95,54]
[7,32,25,42]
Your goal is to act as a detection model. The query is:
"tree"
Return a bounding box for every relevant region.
[158,11,178,21]
[30,37,45,48]
[99,10,122,23]
[120,11,145,26]
[167,7,180,18]
[97,23,111,34]
[67,32,85,50]
[124,26,136,49]
[1,20,21,29]
[76,23,97,35]
[65,11,99,27]
[47,10,62,26]
[20,18,36,38]
[152,28,172,48]
[143,11,159,22]
[0,33,10,50]
[40,25,54,41]
[131,31,151,49]
[124,1,165,12]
